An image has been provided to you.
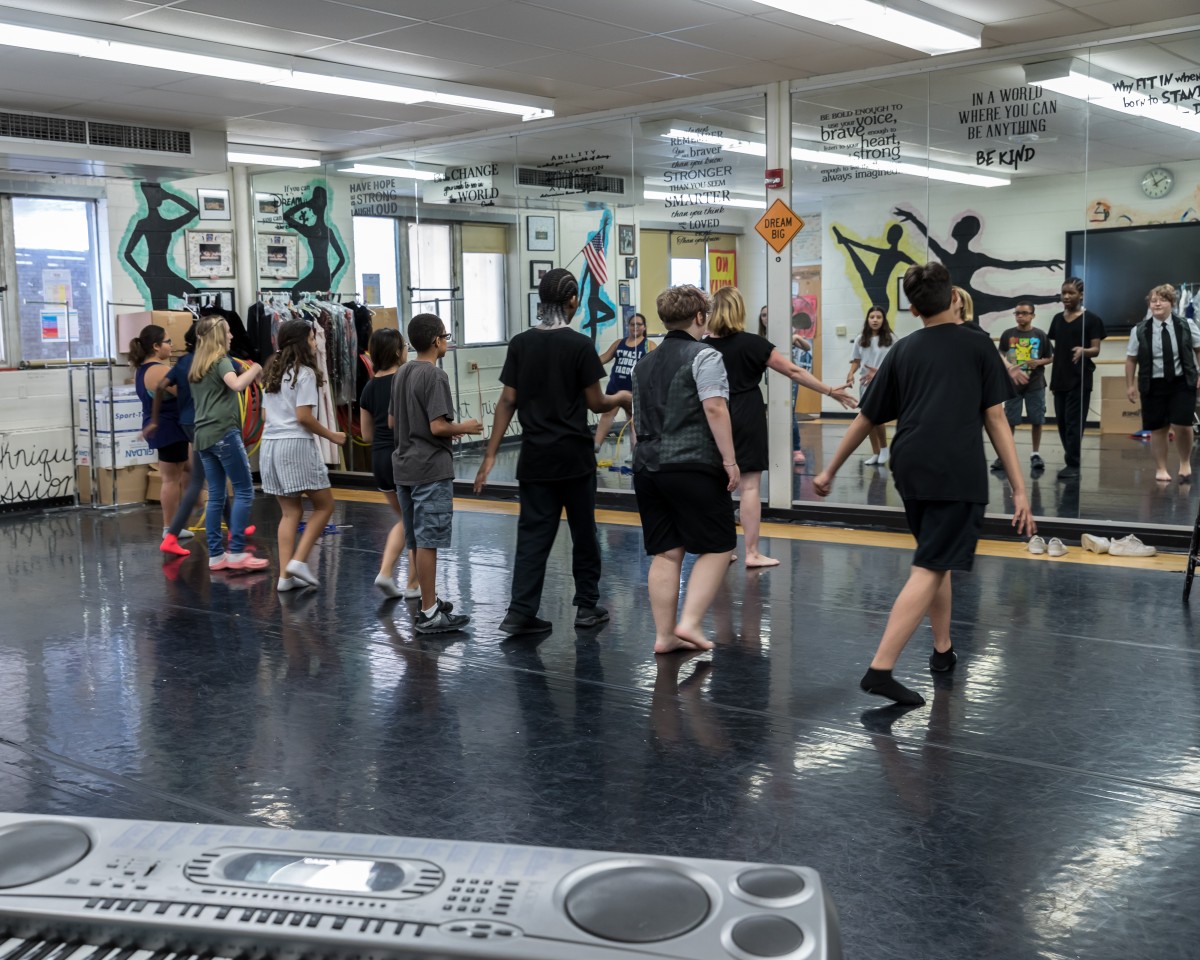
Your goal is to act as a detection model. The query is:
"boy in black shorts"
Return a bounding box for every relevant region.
[632,284,740,654]
[814,262,1035,705]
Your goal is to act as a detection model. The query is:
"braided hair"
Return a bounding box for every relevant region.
[536,268,578,327]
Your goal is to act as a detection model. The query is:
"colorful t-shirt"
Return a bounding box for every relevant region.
[997,326,1053,393]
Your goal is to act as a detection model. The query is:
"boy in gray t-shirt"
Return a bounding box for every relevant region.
[388,313,482,634]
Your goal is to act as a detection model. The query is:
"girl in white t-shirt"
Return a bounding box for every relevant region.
[261,319,347,592]
[845,305,895,465]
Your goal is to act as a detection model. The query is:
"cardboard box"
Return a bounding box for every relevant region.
[76,391,142,432]
[116,310,194,356]
[372,307,399,331]
[1100,376,1141,434]
[75,428,157,468]
[75,464,149,505]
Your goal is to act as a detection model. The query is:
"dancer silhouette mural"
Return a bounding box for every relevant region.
[575,210,617,343]
[893,207,1062,319]
[123,182,199,309]
[284,186,347,296]
[832,223,915,317]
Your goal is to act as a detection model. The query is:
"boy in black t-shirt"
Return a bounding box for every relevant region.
[474,269,631,636]
[814,262,1035,706]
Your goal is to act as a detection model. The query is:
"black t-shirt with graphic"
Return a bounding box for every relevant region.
[998,326,1053,393]
[861,322,1014,503]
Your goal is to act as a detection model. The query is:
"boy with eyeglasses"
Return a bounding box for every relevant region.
[993,301,1053,473]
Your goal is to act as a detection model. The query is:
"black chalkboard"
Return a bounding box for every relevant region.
[1066,221,1200,333]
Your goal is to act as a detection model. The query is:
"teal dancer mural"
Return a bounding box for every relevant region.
[120,181,199,309]
[283,183,348,296]
[574,209,617,343]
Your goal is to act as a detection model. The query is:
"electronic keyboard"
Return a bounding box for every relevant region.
[0,815,839,960]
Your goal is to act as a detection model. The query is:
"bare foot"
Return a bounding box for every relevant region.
[1155,471,1172,482]
[660,622,714,653]
[729,552,738,564]
[745,553,780,568]
[1180,471,1193,482]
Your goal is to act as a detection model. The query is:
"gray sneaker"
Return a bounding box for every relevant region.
[415,606,470,634]
[1108,535,1156,558]
[1027,536,1047,555]
[1047,537,1067,557]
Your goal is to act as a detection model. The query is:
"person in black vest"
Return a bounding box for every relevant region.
[1124,283,1200,482]
[632,284,739,654]
[474,269,631,636]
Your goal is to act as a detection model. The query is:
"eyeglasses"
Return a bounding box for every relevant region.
[161,338,173,344]
[1013,310,1032,316]
[437,331,453,342]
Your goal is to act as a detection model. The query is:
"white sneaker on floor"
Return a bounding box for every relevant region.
[864,454,880,465]
[1047,538,1067,557]
[1108,534,1156,558]
[1081,534,1110,554]
[878,448,889,464]
[1027,535,1047,555]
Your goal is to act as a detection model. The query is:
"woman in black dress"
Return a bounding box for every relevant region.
[705,287,855,567]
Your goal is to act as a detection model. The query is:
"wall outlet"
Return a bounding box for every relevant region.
[834,325,847,337]
[468,361,480,373]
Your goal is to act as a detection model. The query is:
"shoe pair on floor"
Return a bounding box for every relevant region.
[864,449,889,466]
[1081,533,1157,557]
[992,453,1045,472]
[500,605,610,636]
[1028,536,1067,557]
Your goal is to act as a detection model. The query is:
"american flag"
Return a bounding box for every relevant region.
[581,230,607,284]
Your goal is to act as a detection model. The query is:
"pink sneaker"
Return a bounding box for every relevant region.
[225,553,269,571]
[209,554,230,571]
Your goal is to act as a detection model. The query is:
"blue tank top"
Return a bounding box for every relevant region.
[605,338,648,393]
[135,362,188,449]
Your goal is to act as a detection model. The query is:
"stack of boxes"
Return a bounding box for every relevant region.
[74,385,156,505]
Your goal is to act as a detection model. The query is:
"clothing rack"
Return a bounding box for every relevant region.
[183,289,236,312]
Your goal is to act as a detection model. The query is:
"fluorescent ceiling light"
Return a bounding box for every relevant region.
[1025,59,1200,134]
[228,150,321,168]
[0,10,554,118]
[643,190,766,210]
[659,127,1009,188]
[275,72,425,104]
[337,163,441,180]
[755,0,981,56]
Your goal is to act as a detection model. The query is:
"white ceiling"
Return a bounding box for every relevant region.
[0,0,1192,159]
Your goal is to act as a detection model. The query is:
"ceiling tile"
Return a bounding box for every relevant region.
[248,106,405,130]
[0,0,159,20]
[509,53,670,87]
[523,0,742,34]
[122,7,339,54]
[302,41,480,78]
[1077,0,1200,24]
[171,0,416,41]
[985,9,1109,45]
[437,2,648,48]
[361,23,556,67]
[333,0,497,21]
[668,18,840,62]
[588,35,753,74]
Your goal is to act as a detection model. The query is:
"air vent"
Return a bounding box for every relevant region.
[0,112,86,144]
[516,165,625,196]
[0,110,191,154]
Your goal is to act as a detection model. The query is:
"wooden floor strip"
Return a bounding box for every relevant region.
[332,489,1188,573]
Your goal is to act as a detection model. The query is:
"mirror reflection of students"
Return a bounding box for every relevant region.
[1047,277,1105,482]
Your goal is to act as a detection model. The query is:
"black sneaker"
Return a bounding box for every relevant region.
[929,647,958,672]
[1057,465,1080,480]
[574,605,610,628]
[415,608,470,634]
[990,457,1004,471]
[499,611,553,636]
[1030,452,1045,470]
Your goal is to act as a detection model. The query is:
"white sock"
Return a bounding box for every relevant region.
[278,577,299,592]
[227,552,247,562]
[421,602,439,618]
[374,575,402,598]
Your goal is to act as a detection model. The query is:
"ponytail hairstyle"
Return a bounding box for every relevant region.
[129,324,166,367]
[262,319,324,394]
[536,268,578,327]
[860,305,894,348]
[189,316,230,382]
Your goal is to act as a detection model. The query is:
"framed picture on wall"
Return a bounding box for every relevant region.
[618,280,631,306]
[185,230,235,278]
[625,257,638,279]
[528,292,542,326]
[257,232,299,279]
[526,215,555,251]
[530,260,553,288]
[197,188,231,221]
[255,192,283,225]
[618,224,635,256]
[895,275,911,312]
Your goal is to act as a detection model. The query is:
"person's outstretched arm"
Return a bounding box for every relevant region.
[473,386,517,493]
[766,350,856,409]
[983,403,1035,536]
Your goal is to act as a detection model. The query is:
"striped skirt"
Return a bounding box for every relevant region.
[260,437,330,496]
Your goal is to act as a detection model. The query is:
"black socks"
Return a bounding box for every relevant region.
[860,668,926,706]
[929,646,958,672]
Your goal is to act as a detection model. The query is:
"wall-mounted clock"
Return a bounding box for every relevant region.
[1141,166,1174,199]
